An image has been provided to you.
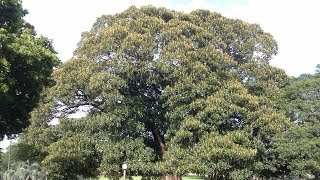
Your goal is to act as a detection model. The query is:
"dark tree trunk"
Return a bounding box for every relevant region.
[147,121,166,158]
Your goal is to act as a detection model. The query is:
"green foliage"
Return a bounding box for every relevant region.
[0,0,60,139]
[2,161,47,180]
[0,0,28,33]
[42,133,100,179]
[0,140,45,176]
[23,6,289,179]
[278,74,320,125]
[0,151,5,174]
[9,141,45,164]
[269,72,320,179]
[315,64,320,75]
[99,138,157,178]
[270,124,320,179]
[160,131,256,178]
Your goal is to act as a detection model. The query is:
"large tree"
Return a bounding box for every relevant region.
[269,72,320,179]
[23,6,289,179]
[0,0,59,138]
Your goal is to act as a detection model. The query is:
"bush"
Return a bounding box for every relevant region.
[1,161,47,180]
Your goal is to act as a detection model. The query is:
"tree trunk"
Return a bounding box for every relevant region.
[147,121,166,158]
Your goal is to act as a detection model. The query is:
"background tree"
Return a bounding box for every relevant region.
[0,0,28,33]
[23,6,289,179]
[0,151,5,174]
[270,124,320,179]
[3,140,45,164]
[269,71,320,179]
[279,73,320,125]
[0,0,60,139]
[315,64,320,75]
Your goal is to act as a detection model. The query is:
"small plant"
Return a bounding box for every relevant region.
[2,161,47,180]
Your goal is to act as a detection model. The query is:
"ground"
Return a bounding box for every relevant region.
[99,175,204,179]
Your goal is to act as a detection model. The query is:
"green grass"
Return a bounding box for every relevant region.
[131,176,142,180]
[99,176,142,180]
[182,176,204,180]
[99,175,204,180]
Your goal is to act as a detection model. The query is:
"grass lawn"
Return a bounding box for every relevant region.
[99,176,142,180]
[99,175,204,180]
[182,176,204,180]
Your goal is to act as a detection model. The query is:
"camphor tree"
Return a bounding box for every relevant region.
[0,0,60,138]
[22,6,289,179]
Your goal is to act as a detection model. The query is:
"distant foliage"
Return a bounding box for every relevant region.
[270,71,320,179]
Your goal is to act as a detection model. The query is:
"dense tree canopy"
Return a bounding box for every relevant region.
[269,72,320,179]
[22,6,290,179]
[0,0,59,138]
[278,73,320,125]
